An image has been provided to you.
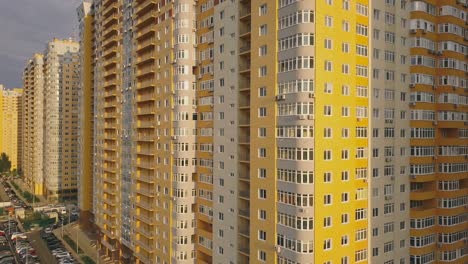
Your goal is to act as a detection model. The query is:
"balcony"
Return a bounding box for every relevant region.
[136,79,155,89]
[102,217,117,228]
[136,53,155,65]
[134,239,155,253]
[136,200,155,211]
[137,120,155,128]
[136,38,156,51]
[102,196,117,206]
[239,45,251,55]
[134,252,152,264]
[135,213,154,224]
[136,160,155,170]
[136,134,155,141]
[410,190,436,201]
[135,0,157,14]
[136,226,154,238]
[137,149,155,156]
[136,67,156,77]
[136,187,156,197]
[136,25,156,39]
[239,191,250,200]
[239,209,250,219]
[136,108,156,115]
[102,2,117,17]
[135,11,156,27]
[136,174,155,183]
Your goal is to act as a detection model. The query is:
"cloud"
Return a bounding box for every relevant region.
[0,0,83,88]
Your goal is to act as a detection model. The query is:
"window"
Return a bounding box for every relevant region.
[324,172,332,182]
[324,194,332,205]
[341,213,349,224]
[324,105,332,116]
[324,128,332,138]
[341,192,349,202]
[259,66,267,76]
[258,250,266,262]
[259,189,267,199]
[258,107,267,117]
[325,39,333,49]
[258,148,266,158]
[259,4,267,15]
[324,150,332,160]
[259,45,267,56]
[258,128,266,137]
[325,60,333,71]
[259,230,266,241]
[259,209,267,220]
[325,16,333,27]
[324,216,332,227]
[342,42,350,53]
[259,87,266,97]
[324,239,332,250]
[258,168,266,178]
[259,24,267,36]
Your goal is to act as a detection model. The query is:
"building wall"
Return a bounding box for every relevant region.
[77,0,95,227]
[409,1,468,263]
[370,1,411,263]
[93,0,124,260]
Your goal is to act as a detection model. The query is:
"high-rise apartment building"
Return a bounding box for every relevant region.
[409,1,467,264]
[43,39,80,202]
[23,39,80,202]
[79,0,466,263]
[23,54,45,196]
[0,86,23,171]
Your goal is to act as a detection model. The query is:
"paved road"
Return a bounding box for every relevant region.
[27,231,57,264]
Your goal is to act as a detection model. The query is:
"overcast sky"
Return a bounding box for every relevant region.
[0,0,83,88]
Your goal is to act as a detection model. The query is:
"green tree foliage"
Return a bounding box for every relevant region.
[0,153,11,173]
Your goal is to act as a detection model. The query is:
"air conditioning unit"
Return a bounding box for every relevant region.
[432,121,438,126]
[390,176,395,181]
[409,84,415,88]
[422,29,427,34]
[385,195,392,201]
[410,102,416,106]
[452,86,457,90]
[171,136,177,140]
[299,115,306,120]
[385,157,392,162]
[432,85,436,90]
[411,175,416,179]
[276,95,285,101]
[363,179,367,183]
[357,118,362,121]
[309,93,315,98]
[433,156,438,160]
[385,119,393,124]
[436,51,442,56]
[410,29,417,34]
[307,115,314,120]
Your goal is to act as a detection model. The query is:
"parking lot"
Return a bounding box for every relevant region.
[2,219,39,264]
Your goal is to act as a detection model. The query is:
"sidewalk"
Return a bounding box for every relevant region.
[61,223,115,264]
[10,179,47,207]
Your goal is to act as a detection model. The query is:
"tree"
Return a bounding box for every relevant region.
[0,153,11,173]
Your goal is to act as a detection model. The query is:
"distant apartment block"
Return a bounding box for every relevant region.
[23,39,80,202]
[0,86,23,171]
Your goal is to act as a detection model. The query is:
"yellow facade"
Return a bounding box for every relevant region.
[0,88,22,171]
